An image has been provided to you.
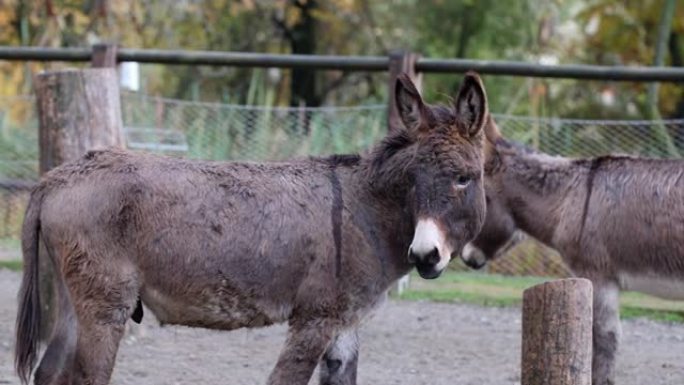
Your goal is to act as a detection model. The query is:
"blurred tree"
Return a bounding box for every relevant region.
[0,0,682,122]
[574,0,684,118]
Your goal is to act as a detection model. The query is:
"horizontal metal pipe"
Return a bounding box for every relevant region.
[0,46,91,62]
[118,49,389,70]
[2,46,684,82]
[416,58,684,82]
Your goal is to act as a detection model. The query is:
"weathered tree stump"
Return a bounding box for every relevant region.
[387,50,421,133]
[91,43,118,68]
[521,278,593,385]
[33,68,125,338]
[35,68,125,173]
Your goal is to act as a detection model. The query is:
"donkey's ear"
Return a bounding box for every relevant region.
[484,114,502,144]
[453,72,488,138]
[484,114,502,166]
[395,73,430,133]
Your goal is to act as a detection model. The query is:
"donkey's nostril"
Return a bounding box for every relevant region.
[425,248,440,264]
[326,358,342,372]
[408,246,440,265]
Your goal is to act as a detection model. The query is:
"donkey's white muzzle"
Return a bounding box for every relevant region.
[461,243,487,269]
[408,218,452,279]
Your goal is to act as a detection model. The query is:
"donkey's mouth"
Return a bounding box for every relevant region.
[462,257,487,270]
[460,243,487,270]
[415,260,444,279]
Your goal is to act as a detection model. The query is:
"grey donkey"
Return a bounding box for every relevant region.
[462,116,684,385]
[15,72,490,385]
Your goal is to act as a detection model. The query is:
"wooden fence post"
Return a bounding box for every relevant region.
[91,43,118,68]
[386,51,421,295]
[521,278,593,385]
[34,68,125,338]
[387,50,421,132]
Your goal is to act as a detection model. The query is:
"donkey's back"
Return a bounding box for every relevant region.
[577,157,684,294]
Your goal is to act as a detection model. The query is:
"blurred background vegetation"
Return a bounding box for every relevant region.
[0,0,683,119]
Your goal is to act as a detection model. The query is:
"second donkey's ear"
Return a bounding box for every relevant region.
[484,114,502,168]
[395,73,431,134]
[484,114,502,144]
[453,72,488,138]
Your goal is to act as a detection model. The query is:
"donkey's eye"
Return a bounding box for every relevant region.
[453,175,471,189]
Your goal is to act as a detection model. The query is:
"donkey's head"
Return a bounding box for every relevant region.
[377,72,488,279]
[461,116,523,269]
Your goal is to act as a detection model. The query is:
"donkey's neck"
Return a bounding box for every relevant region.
[503,152,579,247]
[337,162,416,283]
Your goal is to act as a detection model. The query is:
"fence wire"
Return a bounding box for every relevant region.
[1,93,683,277]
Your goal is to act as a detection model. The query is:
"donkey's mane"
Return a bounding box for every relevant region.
[497,138,574,195]
[313,154,362,167]
[369,128,415,173]
[571,153,683,168]
[368,102,464,174]
[501,137,680,168]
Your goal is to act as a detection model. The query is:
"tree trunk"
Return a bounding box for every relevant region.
[647,0,677,113]
[456,5,474,59]
[289,0,319,108]
[34,68,125,338]
[645,0,678,156]
[668,32,684,147]
[521,278,593,385]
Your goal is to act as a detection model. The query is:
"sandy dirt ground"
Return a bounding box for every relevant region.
[1,268,684,385]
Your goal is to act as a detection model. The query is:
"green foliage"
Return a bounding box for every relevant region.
[0,0,681,118]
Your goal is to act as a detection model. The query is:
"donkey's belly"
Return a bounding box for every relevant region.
[619,272,684,300]
[140,284,292,330]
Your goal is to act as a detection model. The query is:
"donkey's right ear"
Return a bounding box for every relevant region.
[453,72,488,138]
[395,73,430,134]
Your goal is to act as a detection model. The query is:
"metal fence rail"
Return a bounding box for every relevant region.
[2,46,684,81]
[1,94,682,276]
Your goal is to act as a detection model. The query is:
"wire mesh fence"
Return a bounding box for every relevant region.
[1,93,683,277]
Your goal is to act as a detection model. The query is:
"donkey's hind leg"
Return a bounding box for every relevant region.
[63,253,139,385]
[267,317,337,385]
[318,327,359,385]
[34,270,78,385]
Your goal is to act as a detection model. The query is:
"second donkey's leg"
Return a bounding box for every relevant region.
[592,279,621,385]
[267,318,337,385]
[319,327,359,385]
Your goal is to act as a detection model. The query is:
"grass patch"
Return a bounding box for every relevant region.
[0,237,21,250]
[399,271,684,324]
[0,259,22,271]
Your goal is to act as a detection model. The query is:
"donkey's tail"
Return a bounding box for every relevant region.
[14,187,44,384]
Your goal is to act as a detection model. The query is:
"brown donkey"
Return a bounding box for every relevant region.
[462,116,684,385]
[16,73,489,385]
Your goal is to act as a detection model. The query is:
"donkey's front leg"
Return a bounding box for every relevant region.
[592,279,621,385]
[319,327,359,385]
[267,318,337,385]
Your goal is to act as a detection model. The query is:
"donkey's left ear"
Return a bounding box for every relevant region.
[453,72,488,138]
[395,73,431,134]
